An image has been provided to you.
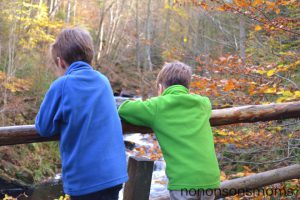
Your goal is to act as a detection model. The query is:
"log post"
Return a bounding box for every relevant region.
[123,156,154,200]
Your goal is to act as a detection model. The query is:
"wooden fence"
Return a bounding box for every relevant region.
[0,101,300,199]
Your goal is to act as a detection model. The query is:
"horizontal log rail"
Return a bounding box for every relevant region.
[0,101,300,146]
[216,164,300,198]
[154,164,300,199]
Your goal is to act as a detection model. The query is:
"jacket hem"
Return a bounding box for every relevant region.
[64,175,128,196]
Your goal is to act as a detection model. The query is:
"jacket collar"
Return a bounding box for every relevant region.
[162,85,189,96]
[65,61,93,75]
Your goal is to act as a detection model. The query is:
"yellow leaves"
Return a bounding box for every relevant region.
[54,195,70,200]
[254,68,277,77]
[294,91,300,97]
[280,90,293,97]
[3,194,17,200]
[266,69,276,77]
[255,69,265,75]
[164,0,171,9]
[183,37,188,43]
[255,25,262,31]
[264,87,277,94]
[0,71,32,93]
[215,129,234,136]
[3,1,61,50]
[276,90,300,103]
[275,8,281,14]
[220,171,227,181]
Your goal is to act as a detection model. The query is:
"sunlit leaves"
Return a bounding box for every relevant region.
[0,71,32,93]
[2,1,61,50]
[183,36,188,43]
[233,0,250,7]
[266,69,276,77]
[252,0,263,7]
[3,194,16,200]
[255,25,262,31]
[263,87,276,94]
[276,90,300,103]
[54,195,70,200]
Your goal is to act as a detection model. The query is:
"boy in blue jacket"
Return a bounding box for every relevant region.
[35,28,128,200]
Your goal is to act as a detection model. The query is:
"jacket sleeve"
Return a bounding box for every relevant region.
[203,96,212,116]
[118,98,157,128]
[35,79,64,137]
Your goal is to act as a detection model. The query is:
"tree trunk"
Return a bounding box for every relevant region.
[66,0,71,23]
[144,0,152,71]
[49,0,61,19]
[239,17,246,64]
[164,0,172,41]
[135,0,141,71]
[73,0,76,23]
[1,101,300,145]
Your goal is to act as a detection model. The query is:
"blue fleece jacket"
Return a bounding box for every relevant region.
[35,61,128,196]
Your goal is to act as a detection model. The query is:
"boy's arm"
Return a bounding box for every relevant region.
[35,80,64,137]
[118,99,157,128]
[203,96,212,116]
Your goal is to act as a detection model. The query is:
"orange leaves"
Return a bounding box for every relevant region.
[248,82,257,96]
[223,79,235,92]
[252,0,263,7]
[129,135,163,161]
[266,1,276,9]
[200,2,208,10]
[233,0,250,7]
[255,25,262,31]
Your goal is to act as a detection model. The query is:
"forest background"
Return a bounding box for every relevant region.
[0,0,299,199]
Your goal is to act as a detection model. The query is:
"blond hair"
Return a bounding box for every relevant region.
[51,27,94,65]
[156,61,192,89]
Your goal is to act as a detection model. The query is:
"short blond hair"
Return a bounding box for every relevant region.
[51,27,94,65]
[156,61,192,89]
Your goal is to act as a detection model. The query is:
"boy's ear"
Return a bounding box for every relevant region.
[57,57,68,69]
[158,84,164,95]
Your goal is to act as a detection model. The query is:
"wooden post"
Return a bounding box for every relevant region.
[123,156,154,200]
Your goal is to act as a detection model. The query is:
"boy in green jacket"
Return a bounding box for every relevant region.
[118,61,220,200]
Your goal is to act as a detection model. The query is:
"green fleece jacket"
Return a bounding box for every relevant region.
[118,85,220,190]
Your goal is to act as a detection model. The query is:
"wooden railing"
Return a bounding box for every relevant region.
[0,101,300,199]
[1,101,300,146]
